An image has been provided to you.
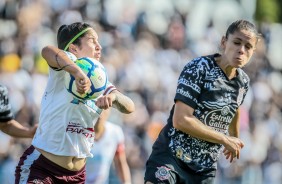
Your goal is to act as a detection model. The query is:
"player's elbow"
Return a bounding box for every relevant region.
[173,115,194,132]
[122,97,135,114]
[41,46,51,60]
[172,115,184,130]
[126,100,135,114]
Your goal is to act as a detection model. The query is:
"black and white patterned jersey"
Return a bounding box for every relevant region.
[157,54,249,173]
[0,84,13,122]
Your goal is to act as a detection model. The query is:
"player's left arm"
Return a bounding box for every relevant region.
[228,108,240,138]
[0,120,37,138]
[95,90,135,114]
[113,143,132,184]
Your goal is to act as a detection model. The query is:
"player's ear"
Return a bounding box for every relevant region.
[69,44,78,54]
[220,36,226,50]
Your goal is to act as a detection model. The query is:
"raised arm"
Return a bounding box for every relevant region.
[41,45,91,94]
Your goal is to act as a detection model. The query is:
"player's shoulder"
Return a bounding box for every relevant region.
[237,68,250,84]
[184,54,216,70]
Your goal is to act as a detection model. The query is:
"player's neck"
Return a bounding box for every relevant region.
[215,56,237,79]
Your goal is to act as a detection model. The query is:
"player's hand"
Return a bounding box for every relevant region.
[73,69,91,94]
[223,136,244,163]
[95,93,116,109]
[223,148,238,163]
[29,124,38,138]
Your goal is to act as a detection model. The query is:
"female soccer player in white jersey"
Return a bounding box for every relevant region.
[15,22,135,184]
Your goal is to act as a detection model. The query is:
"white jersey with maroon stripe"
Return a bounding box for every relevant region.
[32,65,116,158]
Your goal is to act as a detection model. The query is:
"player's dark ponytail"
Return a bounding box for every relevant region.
[57,25,69,50]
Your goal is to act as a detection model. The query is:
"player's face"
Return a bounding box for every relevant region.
[75,28,102,61]
[221,29,257,68]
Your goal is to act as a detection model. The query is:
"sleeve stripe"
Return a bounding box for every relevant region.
[103,86,117,95]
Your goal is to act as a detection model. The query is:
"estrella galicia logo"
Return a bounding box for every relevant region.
[204,106,232,131]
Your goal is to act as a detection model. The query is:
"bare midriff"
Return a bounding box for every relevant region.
[35,147,86,171]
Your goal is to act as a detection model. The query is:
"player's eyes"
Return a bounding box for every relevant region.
[245,44,252,50]
[93,39,100,45]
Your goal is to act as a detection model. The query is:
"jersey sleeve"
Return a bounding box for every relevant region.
[174,58,206,109]
[103,81,117,95]
[0,85,13,122]
[49,51,77,71]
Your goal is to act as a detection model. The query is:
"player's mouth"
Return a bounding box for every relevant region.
[94,53,101,59]
[235,57,243,62]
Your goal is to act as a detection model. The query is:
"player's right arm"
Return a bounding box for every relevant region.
[41,46,90,94]
[173,101,244,161]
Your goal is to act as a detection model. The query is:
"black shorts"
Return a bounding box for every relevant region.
[144,146,215,184]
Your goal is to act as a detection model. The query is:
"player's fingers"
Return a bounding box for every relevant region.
[76,85,86,94]
[79,79,85,85]
[95,98,107,109]
[230,155,234,163]
[237,151,240,159]
[240,142,245,148]
[226,153,231,160]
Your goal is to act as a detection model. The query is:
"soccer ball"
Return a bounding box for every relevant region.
[64,57,108,100]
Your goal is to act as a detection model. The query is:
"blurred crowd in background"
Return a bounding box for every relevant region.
[0,0,282,183]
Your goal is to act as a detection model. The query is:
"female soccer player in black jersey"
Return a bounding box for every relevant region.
[144,19,261,184]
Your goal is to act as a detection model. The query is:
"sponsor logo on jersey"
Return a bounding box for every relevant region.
[155,166,171,181]
[178,78,201,93]
[176,87,193,99]
[204,107,232,132]
[66,122,94,138]
[175,147,192,163]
